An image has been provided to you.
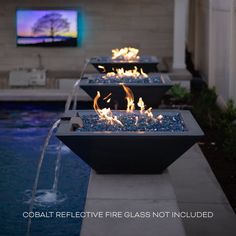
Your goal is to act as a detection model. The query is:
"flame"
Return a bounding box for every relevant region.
[103,93,112,101]
[145,107,154,119]
[103,93,112,104]
[121,84,135,113]
[93,91,123,126]
[157,114,163,121]
[98,65,106,72]
[103,66,148,80]
[93,85,162,127]
[112,47,140,61]
[137,97,145,114]
[121,84,154,118]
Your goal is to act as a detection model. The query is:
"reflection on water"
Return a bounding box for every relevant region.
[0,106,90,236]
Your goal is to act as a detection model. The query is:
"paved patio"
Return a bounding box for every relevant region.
[80,145,236,236]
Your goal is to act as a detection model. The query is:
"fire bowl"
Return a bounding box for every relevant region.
[56,110,204,174]
[89,56,159,73]
[80,73,172,108]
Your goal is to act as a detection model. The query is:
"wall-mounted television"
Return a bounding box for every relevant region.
[16,9,78,47]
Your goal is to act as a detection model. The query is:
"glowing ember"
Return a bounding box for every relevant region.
[102,66,148,80]
[112,47,140,61]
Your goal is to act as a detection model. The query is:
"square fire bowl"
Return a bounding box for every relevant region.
[56,110,204,174]
[89,56,159,73]
[80,73,172,109]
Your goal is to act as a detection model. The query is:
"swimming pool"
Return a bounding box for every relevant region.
[0,103,90,236]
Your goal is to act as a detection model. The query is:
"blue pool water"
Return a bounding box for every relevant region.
[0,103,90,236]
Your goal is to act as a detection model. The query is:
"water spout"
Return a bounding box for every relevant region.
[52,141,62,192]
[26,58,89,235]
[65,59,89,112]
[26,119,60,236]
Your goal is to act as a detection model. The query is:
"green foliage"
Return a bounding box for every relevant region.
[218,100,236,159]
[189,86,236,159]
[223,124,236,159]
[192,87,219,128]
[196,87,218,107]
[169,84,191,102]
[221,99,236,122]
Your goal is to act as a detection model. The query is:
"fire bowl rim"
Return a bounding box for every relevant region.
[57,110,204,137]
[89,56,159,64]
[80,73,172,87]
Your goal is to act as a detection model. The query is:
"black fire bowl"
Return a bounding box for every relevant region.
[89,56,159,73]
[56,110,204,174]
[80,73,172,109]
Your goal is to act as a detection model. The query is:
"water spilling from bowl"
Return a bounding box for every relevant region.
[25,59,89,236]
[24,189,67,207]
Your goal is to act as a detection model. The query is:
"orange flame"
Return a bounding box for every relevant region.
[93,91,123,126]
[121,84,135,113]
[103,93,112,101]
[103,66,148,79]
[112,47,140,61]
[93,85,163,126]
[98,65,106,72]
[145,107,154,119]
[137,97,145,114]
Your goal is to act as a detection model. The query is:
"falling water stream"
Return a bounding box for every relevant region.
[65,59,89,112]
[52,141,62,192]
[26,119,60,235]
[26,59,89,235]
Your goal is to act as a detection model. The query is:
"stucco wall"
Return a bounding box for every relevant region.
[189,0,236,104]
[0,0,174,72]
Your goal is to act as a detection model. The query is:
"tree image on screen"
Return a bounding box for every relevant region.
[32,13,70,42]
[17,10,78,47]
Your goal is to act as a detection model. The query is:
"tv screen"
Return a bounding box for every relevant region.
[16,9,78,47]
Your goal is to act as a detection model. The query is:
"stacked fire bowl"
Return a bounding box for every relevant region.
[57,48,204,174]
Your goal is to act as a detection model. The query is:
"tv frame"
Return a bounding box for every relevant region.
[15,7,81,47]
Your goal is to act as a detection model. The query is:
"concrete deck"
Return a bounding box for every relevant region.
[169,145,236,236]
[0,88,91,101]
[81,171,186,236]
[80,145,236,236]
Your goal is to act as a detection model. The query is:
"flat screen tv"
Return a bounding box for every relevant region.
[16,9,78,47]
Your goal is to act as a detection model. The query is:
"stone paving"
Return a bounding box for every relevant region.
[80,145,236,236]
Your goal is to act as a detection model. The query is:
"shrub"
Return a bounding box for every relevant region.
[223,124,236,159]
[219,100,236,159]
[169,84,191,103]
[192,87,220,128]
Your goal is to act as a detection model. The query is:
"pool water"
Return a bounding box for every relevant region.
[0,103,90,236]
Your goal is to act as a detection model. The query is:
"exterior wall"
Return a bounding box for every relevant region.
[189,0,236,105]
[173,0,189,69]
[0,0,174,73]
[189,0,211,79]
